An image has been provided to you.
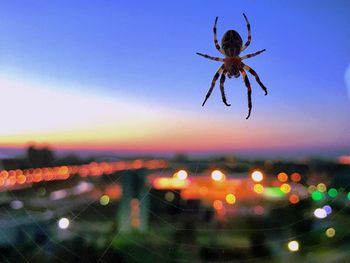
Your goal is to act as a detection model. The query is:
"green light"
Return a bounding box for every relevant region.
[328,188,338,198]
[348,192,350,200]
[311,191,324,201]
[263,187,286,198]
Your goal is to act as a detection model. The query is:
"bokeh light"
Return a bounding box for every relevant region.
[211,170,225,182]
[314,208,327,219]
[251,171,263,182]
[99,195,110,206]
[323,205,332,215]
[225,193,236,204]
[317,183,327,193]
[311,191,324,201]
[287,240,299,252]
[280,183,291,194]
[289,194,299,204]
[253,184,264,194]
[175,170,188,180]
[213,200,223,210]
[325,228,336,238]
[58,217,70,229]
[165,191,175,202]
[327,188,338,198]
[277,172,288,183]
[291,172,301,182]
[10,200,24,210]
[253,205,264,215]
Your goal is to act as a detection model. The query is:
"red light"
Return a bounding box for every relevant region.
[291,172,301,182]
[289,194,299,204]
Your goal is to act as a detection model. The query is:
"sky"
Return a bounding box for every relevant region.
[0,0,349,157]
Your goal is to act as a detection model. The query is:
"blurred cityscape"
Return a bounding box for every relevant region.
[1,146,350,262]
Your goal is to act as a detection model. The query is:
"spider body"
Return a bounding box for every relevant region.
[224,55,241,78]
[196,14,268,119]
[221,30,243,57]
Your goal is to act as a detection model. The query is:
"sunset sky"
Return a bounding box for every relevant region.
[0,1,349,157]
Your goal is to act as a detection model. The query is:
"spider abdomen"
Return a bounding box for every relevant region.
[221,30,243,57]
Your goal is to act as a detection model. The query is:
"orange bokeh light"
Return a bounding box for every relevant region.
[213,200,223,210]
[289,194,299,204]
[277,172,288,182]
[0,171,9,179]
[16,175,26,184]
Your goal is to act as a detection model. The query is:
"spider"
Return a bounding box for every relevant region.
[197,13,267,119]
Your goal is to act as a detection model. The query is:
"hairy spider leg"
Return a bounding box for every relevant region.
[202,66,224,106]
[213,17,225,54]
[240,68,252,119]
[241,13,251,52]
[240,49,266,60]
[196,52,224,62]
[242,64,268,95]
[220,70,231,106]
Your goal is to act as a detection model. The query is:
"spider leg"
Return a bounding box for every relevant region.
[240,49,266,60]
[242,63,268,95]
[219,70,231,106]
[202,65,224,106]
[196,52,224,62]
[239,68,252,119]
[240,13,251,52]
[213,17,225,54]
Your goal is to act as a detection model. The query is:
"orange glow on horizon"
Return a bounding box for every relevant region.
[0,76,345,155]
[0,77,324,154]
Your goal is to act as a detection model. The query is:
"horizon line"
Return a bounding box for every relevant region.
[0,144,348,159]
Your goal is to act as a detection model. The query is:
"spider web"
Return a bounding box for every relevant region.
[1,157,350,263]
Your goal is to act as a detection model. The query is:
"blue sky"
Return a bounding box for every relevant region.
[0,0,349,156]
